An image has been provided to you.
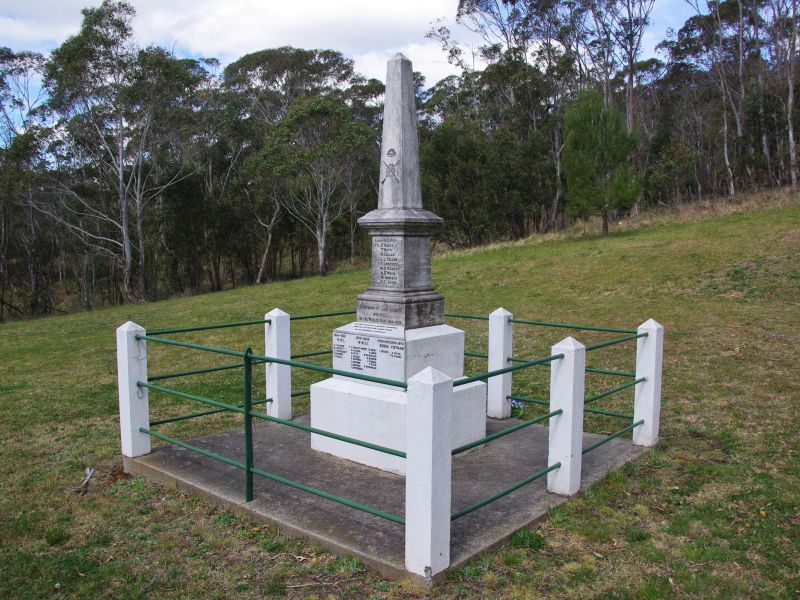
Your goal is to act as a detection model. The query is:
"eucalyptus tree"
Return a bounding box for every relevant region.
[664,7,736,197]
[43,1,139,299]
[44,1,189,299]
[260,95,374,275]
[608,0,656,131]
[223,47,357,129]
[0,48,50,315]
[766,0,798,190]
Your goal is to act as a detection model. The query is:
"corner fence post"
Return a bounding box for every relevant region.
[116,321,150,458]
[405,367,453,582]
[487,307,513,418]
[243,348,254,502]
[547,337,585,496]
[633,319,664,447]
[265,308,291,419]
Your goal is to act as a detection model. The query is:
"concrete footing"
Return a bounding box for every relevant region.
[125,415,646,586]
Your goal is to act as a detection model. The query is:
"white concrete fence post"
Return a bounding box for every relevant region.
[405,367,453,582]
[547,337,586,496]
[487,307,513,419]
[633,319,664,447]
[116,321,150,458]
[265,308,292,419]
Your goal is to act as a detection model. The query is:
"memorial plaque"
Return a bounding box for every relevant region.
[332,322,405,381]
[372,236,403,288]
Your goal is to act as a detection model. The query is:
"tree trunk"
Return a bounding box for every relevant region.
[25,201,38,312]
[722,110,736,198]
[626,54,634,133]
[788,0,798,191]
[316,222,327,276]
[601,207,609,236]
[256,227,274,283]
[136,203,146,299]
[0,200,7,321]
[550,129,563,229]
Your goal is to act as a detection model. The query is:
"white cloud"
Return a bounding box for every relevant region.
[0,0,692,85]
[0,0,481,86]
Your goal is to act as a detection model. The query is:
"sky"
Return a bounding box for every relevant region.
[0,0,695,87]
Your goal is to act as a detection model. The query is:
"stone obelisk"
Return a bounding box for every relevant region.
[310,54,486,475]
[356,53,444,329]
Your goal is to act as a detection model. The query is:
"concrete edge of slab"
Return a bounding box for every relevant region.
[123,455,419,584]
[123,437,649,589]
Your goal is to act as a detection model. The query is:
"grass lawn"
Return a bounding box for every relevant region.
[1,200,798,598]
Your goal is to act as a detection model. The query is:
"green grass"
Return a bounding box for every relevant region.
[1,201,799,598]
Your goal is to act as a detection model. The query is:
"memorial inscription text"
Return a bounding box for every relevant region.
[332,322,405,380]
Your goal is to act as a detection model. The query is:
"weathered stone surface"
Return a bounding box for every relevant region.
[357,292,444,329]
[356,53,443,329]
[376,53,422,211]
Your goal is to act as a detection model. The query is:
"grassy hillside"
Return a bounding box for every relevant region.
[1,202,798,598]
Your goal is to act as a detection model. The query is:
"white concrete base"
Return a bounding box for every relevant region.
[310,377,486,475]
[405,325,464,380]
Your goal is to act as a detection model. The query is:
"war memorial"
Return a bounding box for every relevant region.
[116,55,664,586]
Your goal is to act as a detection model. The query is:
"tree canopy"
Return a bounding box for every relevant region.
[2,0,799,318]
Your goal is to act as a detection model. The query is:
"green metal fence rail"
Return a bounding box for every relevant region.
[243,350,255,500]
[454,353,564,387]
[148,362,245,382]
[509,317,637,334]
[445,313,489,321]
[507,395,634,420]
[137,335,246,358]
[140,340,406,523]
[136,308,647,531]
[585,333,647,352]
[248,410,406,458]
[150,398,272,426]
[141,381,406,458]
[451,462,562,520]
[585,367,636,378]
[138,427,404,524]
[290,310,356,321]
[140,381,246,414]
[585,406,634,420]
[446,311,638,334]
[136,335,408,389]
[249,465,405,524]
[148,318,272,336]
[291,349,332,359]
[508,394,548,406]
[452,409,562,455]
[585,377,646,405]
[582,420,644,455]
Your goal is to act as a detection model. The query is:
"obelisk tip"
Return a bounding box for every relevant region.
[390,52,410,62]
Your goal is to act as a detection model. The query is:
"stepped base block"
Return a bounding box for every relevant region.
[357,291,444,329]
[332,322,464,385]
[310,377,486,475]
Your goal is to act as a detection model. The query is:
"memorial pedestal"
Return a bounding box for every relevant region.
[308,54,486,479]
[310,378,485,475]
[310,322,487,474]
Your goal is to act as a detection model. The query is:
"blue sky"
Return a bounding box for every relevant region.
[0,0,695,86]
